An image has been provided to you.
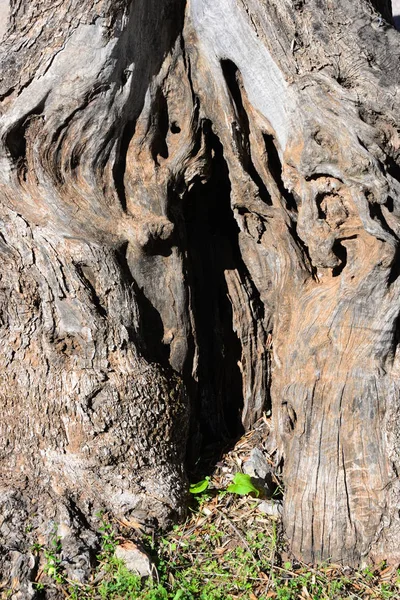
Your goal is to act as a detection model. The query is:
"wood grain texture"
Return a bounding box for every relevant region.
[0,0,400,589]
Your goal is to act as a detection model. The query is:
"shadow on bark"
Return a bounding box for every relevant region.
[164,122,252,475]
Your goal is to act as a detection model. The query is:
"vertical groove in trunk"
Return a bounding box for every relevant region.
[180,127,245,442]
[1,0,400,585]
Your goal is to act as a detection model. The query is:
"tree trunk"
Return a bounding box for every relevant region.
[1,0,400,585]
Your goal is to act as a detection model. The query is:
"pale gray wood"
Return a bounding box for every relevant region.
[0,0,400,591]
[0,0,8,40]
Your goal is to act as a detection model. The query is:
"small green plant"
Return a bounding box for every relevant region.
[226,473,259,497]
[96,559,143,599]
[30,541,43,554]
[43,527,64,584]
[97,513,118,564]
[363,565,375,580]
[189,476,210,494]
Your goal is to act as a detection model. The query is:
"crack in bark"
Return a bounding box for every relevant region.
[1,0,400,587]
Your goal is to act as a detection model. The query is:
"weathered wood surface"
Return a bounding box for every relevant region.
[0,0,400,590]
[394,0,400,27]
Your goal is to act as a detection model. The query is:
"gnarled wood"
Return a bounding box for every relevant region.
[1,0,400,590]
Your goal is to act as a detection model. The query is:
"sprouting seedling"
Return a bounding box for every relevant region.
[189,476,210,494]
[227,472,260,497]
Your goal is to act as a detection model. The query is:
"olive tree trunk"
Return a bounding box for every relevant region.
[1,0,400,587]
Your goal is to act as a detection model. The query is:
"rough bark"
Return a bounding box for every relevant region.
[1,0,400,588]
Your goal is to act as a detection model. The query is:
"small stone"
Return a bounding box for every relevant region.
[115,541,153,578]
[257,500,282,518]
[243,448,271,480]
[243,447,276,496]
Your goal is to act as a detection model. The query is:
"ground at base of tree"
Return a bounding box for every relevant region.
[3,418,400,600]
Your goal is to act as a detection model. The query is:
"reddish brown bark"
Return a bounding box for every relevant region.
[0,0,400,592]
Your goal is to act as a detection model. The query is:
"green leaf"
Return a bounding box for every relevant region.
[226,473,259,497]
[189,477,210,494]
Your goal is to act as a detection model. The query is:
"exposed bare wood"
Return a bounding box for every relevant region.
[1,0,400,591]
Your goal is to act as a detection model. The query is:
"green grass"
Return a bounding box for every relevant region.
[13,494,400,600]
[2,416,399,599]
